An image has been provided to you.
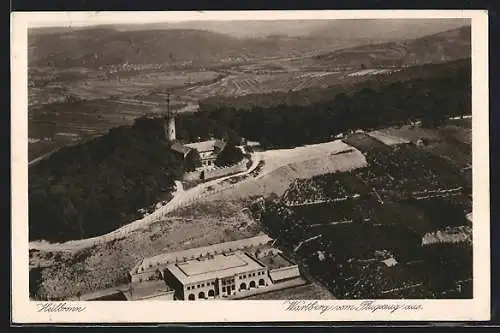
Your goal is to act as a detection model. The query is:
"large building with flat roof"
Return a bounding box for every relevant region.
[164,251,271,300]
[130,234,273,283]
[129,234,303,300]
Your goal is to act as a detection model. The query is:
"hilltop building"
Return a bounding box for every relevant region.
[163,94,228,171]
[184,139,227,168]
[170,138,227,171]
[129,234,304,300]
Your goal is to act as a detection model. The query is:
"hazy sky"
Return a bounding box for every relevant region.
[25,12,471,40]
[26,11,471,25]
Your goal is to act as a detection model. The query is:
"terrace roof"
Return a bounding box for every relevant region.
[135,234,273,274]
[269,266,301,282]
[123,280,173,301]
[184,139,226,153]
[166,251,264,285]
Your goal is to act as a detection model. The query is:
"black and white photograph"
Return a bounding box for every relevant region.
[11,10,490,323]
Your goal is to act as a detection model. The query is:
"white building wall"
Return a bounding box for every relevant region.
[235,268,270,292]
[184,279,218,300]
[180,268,271,300]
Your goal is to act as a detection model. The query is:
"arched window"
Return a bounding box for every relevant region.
[240,283,247,290]
[259,279,265,286]
[198,291,205,299]
[249,281,256,288]
[208,290,215,297]
[188,294,195,300]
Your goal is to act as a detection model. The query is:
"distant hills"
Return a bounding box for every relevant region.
[307,19,470,42]
[314,26,471,68]
[28,21,470,69]
[29,29,268,68]
[29,27,349,68]
[31,18,469,40]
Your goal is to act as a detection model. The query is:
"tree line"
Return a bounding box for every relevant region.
[178,59,470,149]
[199,59,470,110]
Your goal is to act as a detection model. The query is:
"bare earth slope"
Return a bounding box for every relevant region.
[201,140,367,201]
[29,140,366,252]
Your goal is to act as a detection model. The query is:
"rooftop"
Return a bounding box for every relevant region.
[167,251,265,285]
[466,212,472,223]
[135,234,272,274]
[382,257,399,268]
[170,142,192,155]
[246,141,261,147]
[269,266,301,282]
[184,139,226,153]
[122,280,173,301]
[66,283,130,301]
[258,253,295,270]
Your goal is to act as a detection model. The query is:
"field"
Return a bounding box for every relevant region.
[185,70,360,98]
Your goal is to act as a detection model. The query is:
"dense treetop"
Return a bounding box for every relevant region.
[29,118,183,242]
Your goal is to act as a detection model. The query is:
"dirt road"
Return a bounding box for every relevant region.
[29,154,262,253]
[28,139,365,253]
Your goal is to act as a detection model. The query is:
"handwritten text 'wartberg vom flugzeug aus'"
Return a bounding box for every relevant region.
[284,300,424,314]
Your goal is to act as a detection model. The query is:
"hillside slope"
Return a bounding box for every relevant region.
[28,24,470,70]
[29,28,279,68]
[309,19,469,42]
[28,28,359,69]
[314,26,470,68]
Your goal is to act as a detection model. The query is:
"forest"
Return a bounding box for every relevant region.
[29,118,184,242]
[179,59,471,149]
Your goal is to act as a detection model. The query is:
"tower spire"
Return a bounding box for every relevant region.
[166,92,171,117]
[164,91,176,141]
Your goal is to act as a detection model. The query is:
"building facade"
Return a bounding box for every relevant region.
[164,109,228,171]
[163,251,274,300]
[129,234,303,300]
[184,139,226,169]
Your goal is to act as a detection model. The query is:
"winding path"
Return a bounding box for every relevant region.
[29,154,262,253]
